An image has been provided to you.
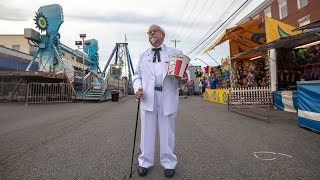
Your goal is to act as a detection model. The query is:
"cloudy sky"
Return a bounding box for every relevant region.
[0,0,265,69]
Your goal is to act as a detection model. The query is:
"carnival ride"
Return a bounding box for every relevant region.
[102,43,135,95]
[23,4,134,101]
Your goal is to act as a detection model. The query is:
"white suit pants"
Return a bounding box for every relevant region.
[138,91,177,169]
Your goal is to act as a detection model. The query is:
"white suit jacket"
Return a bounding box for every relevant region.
[132,44,190,116]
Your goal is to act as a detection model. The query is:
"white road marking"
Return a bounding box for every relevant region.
[254,151,292,161]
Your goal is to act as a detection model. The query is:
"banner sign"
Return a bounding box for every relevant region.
[203,89,230,104]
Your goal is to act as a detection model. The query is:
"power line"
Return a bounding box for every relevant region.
[190,0,254,59]
[189,12,243,60]
[178,0,209,40]
[170,0,190,40]
[173,0,200,40]
[190,10,239,59]
[187,0,252,56]
[186,0,239,55]
[180,0,217,49]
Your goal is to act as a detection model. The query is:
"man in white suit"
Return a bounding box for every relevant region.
[132,24,189,178]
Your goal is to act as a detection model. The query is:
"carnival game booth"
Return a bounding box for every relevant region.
[233,22,320,115]
[203,17,302,120]
[206,17,302,89]
[203,58,231,104]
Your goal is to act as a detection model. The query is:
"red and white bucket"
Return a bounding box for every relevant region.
[167,54,190,78]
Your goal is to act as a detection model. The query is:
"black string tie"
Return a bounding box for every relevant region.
[152,47,161,62]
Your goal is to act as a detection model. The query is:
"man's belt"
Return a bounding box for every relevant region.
[154,86,162,91]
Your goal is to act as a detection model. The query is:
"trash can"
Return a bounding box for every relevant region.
[111,90,119,102]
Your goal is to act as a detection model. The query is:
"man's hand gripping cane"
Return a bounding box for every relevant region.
[135,88,143,100]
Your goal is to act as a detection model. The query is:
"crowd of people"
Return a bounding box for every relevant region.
[180,70,220,97]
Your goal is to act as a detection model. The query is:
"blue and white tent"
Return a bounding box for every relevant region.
[274,91,298,113]
[297,81,320,132]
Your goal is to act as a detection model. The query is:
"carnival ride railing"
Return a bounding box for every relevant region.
[82,71,96,95]
[101,75,109,97]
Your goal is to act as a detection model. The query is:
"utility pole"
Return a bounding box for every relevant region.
[171,39,180,48]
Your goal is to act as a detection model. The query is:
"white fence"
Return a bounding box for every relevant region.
[228,87,273,123]
[229,87,272,105]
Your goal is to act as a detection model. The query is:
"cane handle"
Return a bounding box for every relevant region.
[136,87,143,102]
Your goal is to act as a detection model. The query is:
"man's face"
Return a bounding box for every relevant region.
[148,25,164,47]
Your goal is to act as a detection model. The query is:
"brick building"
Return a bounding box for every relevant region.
[0,35,37,55]
[238,0,320,27]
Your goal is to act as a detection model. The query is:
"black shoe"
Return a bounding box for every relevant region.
[165,169,175,178]
[138,166,148,177]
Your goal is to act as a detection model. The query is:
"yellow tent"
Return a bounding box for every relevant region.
[204,16,301,58]
[204,17,266,56]
[265,16,301,42]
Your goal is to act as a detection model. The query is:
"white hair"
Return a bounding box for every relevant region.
[159,26,165,36]
[150,24,165,36]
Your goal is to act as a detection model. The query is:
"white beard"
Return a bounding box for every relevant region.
[150,38,156,44]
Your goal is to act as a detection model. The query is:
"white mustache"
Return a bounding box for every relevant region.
[150,38,156,44]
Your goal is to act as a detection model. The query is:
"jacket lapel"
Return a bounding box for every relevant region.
[146,49,155,75]
[163,45,171,79]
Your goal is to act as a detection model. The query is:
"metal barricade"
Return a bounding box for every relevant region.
[0,82,27,102]
[228,87,273,123]
[25,83,74,105]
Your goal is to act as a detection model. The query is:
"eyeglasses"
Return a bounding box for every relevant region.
[147,29,160,35]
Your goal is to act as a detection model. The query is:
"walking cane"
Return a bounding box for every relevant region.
[129,88,142,178]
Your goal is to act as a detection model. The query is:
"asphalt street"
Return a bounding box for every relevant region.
[0,96,319,180]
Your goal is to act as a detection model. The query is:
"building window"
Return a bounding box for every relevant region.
[12,45,20,51]
[264,6,272,17]
[278,0,288,19]
[297,0,308,9]
[298,15,311,27]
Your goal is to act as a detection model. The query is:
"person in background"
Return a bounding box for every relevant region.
[192,80,195,96]
[198,80,203,96]
[187,80,194,96]
[210,73,219,89]
[204,76,209,87]
[133,24,190,178]
[201,79,207,97]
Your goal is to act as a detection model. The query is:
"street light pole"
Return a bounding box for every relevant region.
[80,34,86,101]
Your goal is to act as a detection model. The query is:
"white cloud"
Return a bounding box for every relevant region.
[0,0,265,70]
